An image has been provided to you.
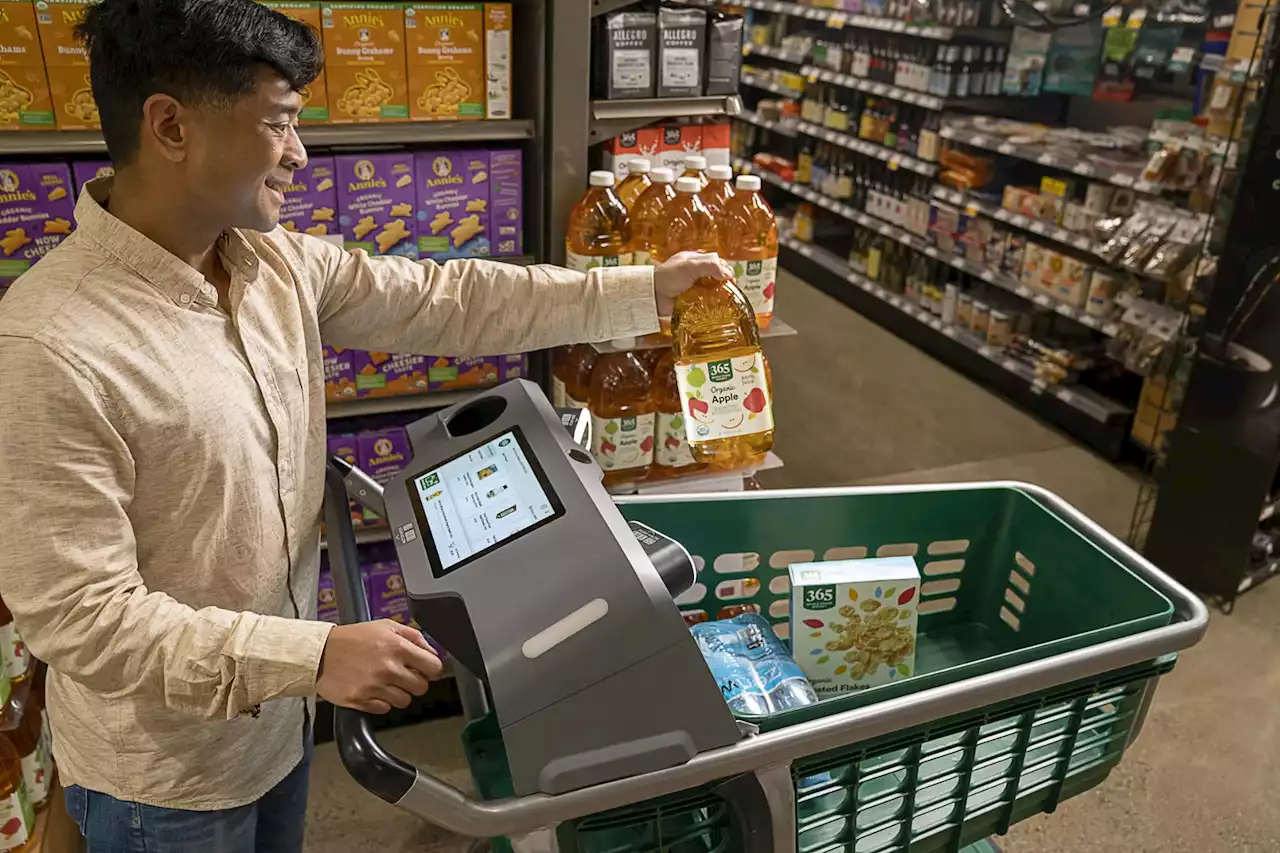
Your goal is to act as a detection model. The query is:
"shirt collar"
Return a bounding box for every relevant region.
[76,177,261,310]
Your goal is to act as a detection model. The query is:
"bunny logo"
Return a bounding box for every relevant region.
[0,170,18,194]
[358,27,370,41]
[374,437,394,457]
[432,156,453,178]
[438,26,450,39]
[388,574,404,592]
[354,159,376,182]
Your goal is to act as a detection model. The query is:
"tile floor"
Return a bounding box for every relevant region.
[303,271,1279,852]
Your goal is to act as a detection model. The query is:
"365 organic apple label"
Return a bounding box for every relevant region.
[655,412,697,468]
[565,251,633,272]
[590,413,656,471]
[675,352,773,441]
[734,257,777,317]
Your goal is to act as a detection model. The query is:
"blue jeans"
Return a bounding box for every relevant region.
[63,735,313,853]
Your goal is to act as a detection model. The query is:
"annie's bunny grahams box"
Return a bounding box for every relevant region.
[789,558,920,697]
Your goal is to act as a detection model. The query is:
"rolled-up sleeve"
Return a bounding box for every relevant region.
[286,232,659,354]
[0,337,333,721]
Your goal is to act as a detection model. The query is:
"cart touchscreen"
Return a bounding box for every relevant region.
[411,428,562,575]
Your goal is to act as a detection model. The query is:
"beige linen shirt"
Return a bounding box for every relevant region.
[0,179,657,810]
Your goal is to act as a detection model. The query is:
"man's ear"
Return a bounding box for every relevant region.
[139,93,189,163]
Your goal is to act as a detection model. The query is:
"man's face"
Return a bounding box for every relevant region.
[183,70,308,233]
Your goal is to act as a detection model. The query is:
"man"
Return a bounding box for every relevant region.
[0,1,727,850]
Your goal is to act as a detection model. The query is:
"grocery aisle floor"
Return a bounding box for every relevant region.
[303,270,1280,852]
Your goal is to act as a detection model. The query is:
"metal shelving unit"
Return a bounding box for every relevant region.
[738,108,800,138]
[735,0,1013,41]
[588,95,743,145]
[794,119,939,176]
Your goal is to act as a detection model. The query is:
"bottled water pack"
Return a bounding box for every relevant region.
[690,613,819,716]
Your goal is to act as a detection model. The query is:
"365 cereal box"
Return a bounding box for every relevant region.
[406,3,484,121]
[0,163,75,286]
[34,0,97,130]
[353,350,431,397]
[415,150,489,260]
[321,2,409,123]
[262,1,330,124]
[336,153,417,258]
[0,1,55,131]
[484,3,512,119]
[281,155,342,246]
[789,558,919,697]
[489,148,521,257]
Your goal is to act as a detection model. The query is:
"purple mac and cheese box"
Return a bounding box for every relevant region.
[72,160,114,195]
[0,163,76,286]
[336,153,417,259]
[326,432,363,527]
[490,148,523,257]
[500,353,528,380]
[415,150,490,261]
[357,428,411,525]
[323,346,358,402]
[317,570,339,624]
[366,560,412,625]
[281,155,341,247]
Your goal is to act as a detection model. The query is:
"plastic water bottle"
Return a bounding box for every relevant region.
[690,614,817,716]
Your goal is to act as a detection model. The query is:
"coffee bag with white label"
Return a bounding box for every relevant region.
[704,13,744,96]
[657,6,707,97]
[596,10,657,100]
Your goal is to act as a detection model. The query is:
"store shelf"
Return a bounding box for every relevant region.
[590,95,742,142]
[740,73,803,99]
[591,317,798,354]
[738,108,799,138]
[742,42,809,65]
[736,0,1013,41]
[1238,558,1280,595]
[736,159,1119,335]
[801,65,948,110]
[0,120,536,155]
[779,235,1130,456]
[320,525,393,551]
[939,123,1162,196]
[795,120,939,177]
[325,390,477,419]
[932,186,1097,255]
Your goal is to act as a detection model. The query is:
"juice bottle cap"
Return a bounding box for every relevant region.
[735,175,762,192]
[707,165,733,180]
[676,177,701,193]
[683,155,708,171]
[589,170,616,187]
[651,167,675,184]
[627,159,651,174]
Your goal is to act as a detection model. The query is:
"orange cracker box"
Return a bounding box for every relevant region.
[483,3,512,119]
[405,3,485,121]
[35,0,97,130]
[602,126,661,181]
[321,2,409,123]
[0,1,55,131]
[262,1,330,124]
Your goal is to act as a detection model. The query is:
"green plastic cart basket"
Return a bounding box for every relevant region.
[369,483,1208,853]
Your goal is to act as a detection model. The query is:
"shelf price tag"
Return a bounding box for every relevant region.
[1055,388,1075,405]
[942,325,958,339]
[827,12,847,27]
[1036,152,1057,166]
[1002,358,1019,373]
[997,142,1017,155]
[969,134,989,147]
[888,157,900,171]
[1034,293,1052,308]
[1111,173,1135,187]
[1030,379,1047,395]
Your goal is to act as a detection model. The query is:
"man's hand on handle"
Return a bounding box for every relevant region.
[316,620,444,715]
[653,251,734,317]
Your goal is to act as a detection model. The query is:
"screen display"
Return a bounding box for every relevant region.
[410,428,562,575]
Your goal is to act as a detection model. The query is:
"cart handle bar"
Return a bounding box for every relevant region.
[330,477,1209,838]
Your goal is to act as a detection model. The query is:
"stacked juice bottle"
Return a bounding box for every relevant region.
[627,167,677,267]
[0,598,27,691]
[565,171,631,271]
[664,181,775,470]
[649,348,707,479]
[616,159,653,211]
[720,175,779,330]
[681,155,709,189]
[552,345,598,408]
[699,165,736,218]
[0,730,31,853]
[588,350,654,490]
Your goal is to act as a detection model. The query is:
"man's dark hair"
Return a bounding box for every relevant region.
[77,0,323,165]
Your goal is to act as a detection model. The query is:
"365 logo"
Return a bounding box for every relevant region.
[708,359,733,383]
[803,585,837,611]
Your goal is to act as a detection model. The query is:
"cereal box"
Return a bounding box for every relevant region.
[602,127,661,180]
[353,350,431,397]
[357,427,410,524]
[35,0,97,130]
[71,160,113,194]
[428,355,499,390]
[406,3,485,121]
[414,149,489,260]
[0,1,55,131]
[0,163,76,286]
[262,1,330,124]
[484,3,512,119]
[789,558,920,697]
[321,2,409,123]
[336,153,417,258]
[489,148,521,257]
[326,432,363,526]
[324,345,357,401]
[281,155,342,246]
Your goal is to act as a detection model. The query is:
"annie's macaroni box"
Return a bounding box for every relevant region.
[323,345,357,401]
[415,149,489,260]
[281,155,342,246]
[789,557,920,697]
[489,148,522,257]
[0,163,76,286]
[336,153,417,259]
